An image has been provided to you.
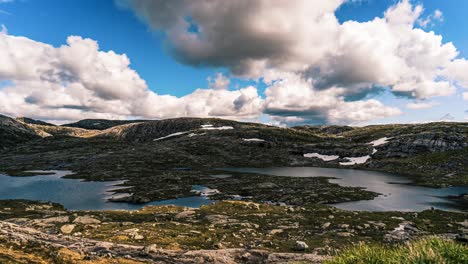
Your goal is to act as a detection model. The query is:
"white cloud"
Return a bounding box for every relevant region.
[463,92,468,101]
[406,101,439,109]
[418,9,444,28]
[208,72,230,90]
[0,32,263,122]
[121,0,467,124]
[1,0,466,125]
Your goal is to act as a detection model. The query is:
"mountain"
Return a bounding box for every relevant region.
[15,117,55,127]
[62,119,148,130]
[0,114,42,150]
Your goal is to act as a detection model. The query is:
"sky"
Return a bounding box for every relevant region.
[0,0,467,125]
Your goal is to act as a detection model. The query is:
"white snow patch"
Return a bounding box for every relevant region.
[154,131,188,141]
[369,137,392,147]
[372,148,378,154]
[304,153,339,161]
[201,124,213,128]
[242,138,265,142]
[188,133,206,137]
[201,126,234,130]
[339,155,371,166]
[191,186,220,197]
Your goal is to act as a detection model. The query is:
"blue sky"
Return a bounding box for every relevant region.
[0,0,466,124]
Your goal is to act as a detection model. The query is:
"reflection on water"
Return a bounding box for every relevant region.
[0,171,212,211]
[224,167,468,212]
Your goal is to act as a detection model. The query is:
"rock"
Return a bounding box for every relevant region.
[175,210,196,220]
[295,241,309,251]
[269,229,284,235]
[205,214,230,224]
[328,215,335,219]
[60,224,75,234]
[384,222,420,242]
[123,228,140,234]
[458,220,468,228]
[338,224,349,229]
[321,222,331,229]
[337,232,353,237]
[133,234,144,240]
[41,216,70,224]
[143,244,159,254]
[456,233,468,243]
[93,242,113,252]
[73,215,101,225]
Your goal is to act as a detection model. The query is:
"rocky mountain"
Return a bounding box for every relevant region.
[62,119,148,130]
[0,114,42,150]
[15,117,56,126]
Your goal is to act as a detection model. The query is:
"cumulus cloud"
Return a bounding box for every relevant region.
[0,32,263,122]
[120,0,468,124]
[418,9,443,28]
[208,72,230,90]
[2,0,467,125]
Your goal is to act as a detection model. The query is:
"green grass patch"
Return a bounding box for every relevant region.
[327,237,468,264]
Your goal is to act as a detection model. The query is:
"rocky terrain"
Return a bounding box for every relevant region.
[0,114,467,263]
[0,200,466,263]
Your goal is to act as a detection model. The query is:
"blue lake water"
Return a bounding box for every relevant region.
[0,171,212,210]
[224,167,468,212]
[0,168,466,212]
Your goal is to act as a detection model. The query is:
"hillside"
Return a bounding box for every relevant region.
[62,119,148,130]
[0,115,42,150]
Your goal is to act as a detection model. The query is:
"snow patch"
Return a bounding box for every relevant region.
[242,138,265,142]
[201,126,234,130]
[369,137,392,147]
[191,185,220,197]
[154,131,188,141]
[339,155,371,166]
[188,133,206,137]
[304,153,339,161]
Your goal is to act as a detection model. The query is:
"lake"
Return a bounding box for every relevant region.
[0,168,466,212]
[224,167,468,212]
[0,171,212,210]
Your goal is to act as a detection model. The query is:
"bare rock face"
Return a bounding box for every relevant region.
[377,133,467,158]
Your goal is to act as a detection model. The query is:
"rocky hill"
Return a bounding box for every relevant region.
[15,117,56,126]
[0,115,42,150]
[62,119,148,130]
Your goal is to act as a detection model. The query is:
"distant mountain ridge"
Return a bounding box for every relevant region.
[62,119,149,130]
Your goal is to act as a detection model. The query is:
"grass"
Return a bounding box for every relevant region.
[327,237,468,264]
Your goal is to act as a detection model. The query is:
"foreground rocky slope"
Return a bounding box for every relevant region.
[0,200,466,263]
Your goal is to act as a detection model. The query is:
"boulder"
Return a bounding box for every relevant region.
[295,241,309,251]
[60,224,75,234]
[73,215,101,225]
